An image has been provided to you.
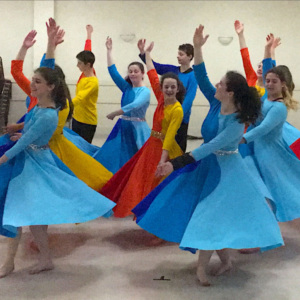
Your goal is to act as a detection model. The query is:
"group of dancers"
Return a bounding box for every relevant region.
[0,18,300,287]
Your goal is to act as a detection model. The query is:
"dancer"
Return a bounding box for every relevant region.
[72,27,98,143]
[92,37,151,174]
[138,39,197,152]
[10,22,112,190]
[101,41,184,218]
[0,63,115,277]
[241,34,300,222]
[133,25,283,286]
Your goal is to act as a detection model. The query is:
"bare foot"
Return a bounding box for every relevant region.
[212,262,232,276]
[196,267,211,287]
[238,248,260,254]
[28,261,54,275]
[0,263,14,278]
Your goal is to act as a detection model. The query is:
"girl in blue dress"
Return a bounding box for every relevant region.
[0,59,115,277]
[92,37,151,174]
[133,25,283,286]
[241,34,300,222]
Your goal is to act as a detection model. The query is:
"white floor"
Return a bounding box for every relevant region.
[1,137,300,300]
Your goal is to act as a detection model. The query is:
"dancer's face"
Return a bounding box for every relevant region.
[31,72,54,98]
[265,73,285,97]
[77,60,89,72]
[215,76,230,101]
[177,50,192,65]
[128,64,144,85]
[162,78,179,101]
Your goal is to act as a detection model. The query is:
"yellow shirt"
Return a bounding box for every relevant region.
[162,101,183,159]
[255,85,265,98]
[72,76,99,125]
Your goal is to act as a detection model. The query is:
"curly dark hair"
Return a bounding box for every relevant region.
[225,71,261,125]
[160,72,186,104]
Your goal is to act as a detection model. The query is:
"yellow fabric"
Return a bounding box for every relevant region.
[162,101,183,159]
[255,85,265,98]
[49,101,112,190]
[72,77,99,125]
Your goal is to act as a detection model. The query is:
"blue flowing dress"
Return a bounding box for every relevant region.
[92,64,151,174]
[0,106,115,238]
[134,111,283,252]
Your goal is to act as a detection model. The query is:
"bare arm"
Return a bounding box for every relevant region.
[234,20,247,49]
[106,37,114,67]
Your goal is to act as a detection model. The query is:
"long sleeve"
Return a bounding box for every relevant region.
[262,58,274,79]
[240,48,257,86]
[193,63,217,105]
[163,105,183,151]
[84,39,92,51]
[244,103,287,143]
[72,80,98,107]
[5,111,57,160]
[181,73,197,123]
[139,53,178,75]
[122,87,150,114]
[40,53,55,69]
[11,60,31,96]
[108,64,130,92]
[147,69,163,103]
[191,119,244,161]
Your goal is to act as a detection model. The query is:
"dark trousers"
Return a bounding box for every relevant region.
[72,118,97,143]
[175,122,189,153]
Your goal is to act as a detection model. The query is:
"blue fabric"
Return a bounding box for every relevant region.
[134,62,283,253]
[139,54,197,123]
[0,107,115,236]
[93,64,151,173]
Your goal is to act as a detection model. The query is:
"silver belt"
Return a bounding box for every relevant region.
[120,115,146,122]
[27,144,49,151]
[214,149,238,156]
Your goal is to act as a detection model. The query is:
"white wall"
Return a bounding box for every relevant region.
[1,0,300,139]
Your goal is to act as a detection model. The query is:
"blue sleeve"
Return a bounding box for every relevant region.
[40,53,55,69]
[122,88,151,114]
[181,73,197,123]
[191,119,244,161]
[108,64,130,92]
[5,112,57,159]
[244,103,287,143]
[139,53,178,75]
[193,63,217,105]
[25,96,31,109]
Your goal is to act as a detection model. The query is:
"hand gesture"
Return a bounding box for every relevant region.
[145,41,154,53]
[137,39,146,54]
[271,37,281,49]
[193,25,209,47]
[55,28,65,46]
[46,18,60,42]
[155,162,174,177]
[10,132,22,142]
[86,25,93,34]
[22,30,37,49]
[106,37,112,50]
[234,20,244,35]
[265,33,274,48]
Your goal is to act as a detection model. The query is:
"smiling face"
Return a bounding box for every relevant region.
[128,64,144,85]
[265,72,285,98]
[162,78,178,101]
[30,72,54,99]
[214,76,232,102]
[177,50,192,65]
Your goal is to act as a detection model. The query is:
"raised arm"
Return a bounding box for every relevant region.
[234,20,257,86]
[137,39,177,74]
[192,25,217,105]
[262,34,275,79]
[85,24,93,50]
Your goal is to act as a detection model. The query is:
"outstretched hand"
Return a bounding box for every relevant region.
[106,37,112,50]
[55,28,65,46]
[86,24,93,34]
[272,37,281,49]
[234,20,244,35]
[137,39,146,54]
[193,25,209,47]
[145,41,154,53]
[265,33,274,48]
[23,30,37,49]
[46,18,61,44]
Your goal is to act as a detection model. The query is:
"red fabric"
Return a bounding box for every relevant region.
[100,69,166,218]
[240,48,257,87]
[11,60,37,112]
[290,139,300,159]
